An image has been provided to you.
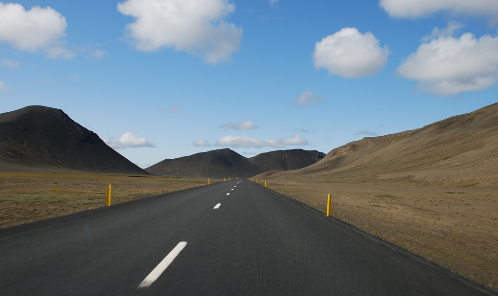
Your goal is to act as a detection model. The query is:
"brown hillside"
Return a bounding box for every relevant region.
[261,102,498,184]
[0,106,147,174]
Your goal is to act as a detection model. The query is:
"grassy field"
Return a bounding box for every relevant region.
[0,171,214,229]
[262,178,498,292]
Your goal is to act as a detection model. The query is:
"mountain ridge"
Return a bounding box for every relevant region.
[146,148,325,178]
[0,105,147,174]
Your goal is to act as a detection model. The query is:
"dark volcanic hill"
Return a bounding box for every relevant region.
[0,105,147,174]
[249,149,325,172]
[146,148,325,178]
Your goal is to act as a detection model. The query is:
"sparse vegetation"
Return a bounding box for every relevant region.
[0,171,212,229]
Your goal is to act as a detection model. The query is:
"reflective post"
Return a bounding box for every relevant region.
[106,184,111,206]
[327,194,331,217]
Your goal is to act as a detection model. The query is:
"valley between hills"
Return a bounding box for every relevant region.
[1,103,497,291]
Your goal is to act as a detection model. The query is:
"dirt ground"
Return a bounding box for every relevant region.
[263,178,498,292]
[0,171,213,229]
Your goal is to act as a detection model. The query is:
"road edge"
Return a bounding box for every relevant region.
[0,182,225,237]
[256,182,498,296]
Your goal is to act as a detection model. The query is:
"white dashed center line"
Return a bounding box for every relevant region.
[231,189,234,190]
[226,193,230,196]
[138,241,187,289]
[213,203,221,209]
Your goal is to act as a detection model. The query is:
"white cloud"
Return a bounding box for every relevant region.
[397,32,498,95]
[2,59,20,68]
[0,81,11,93]
[219,119,257,130]
[287,128,313,133]
[0,3,74,59]
[270,0,279,6]
[215,134,308,148]
[354,130,377,136]
[117,0,242,64]
[104,132,154,149]
[193,139,212,147]
[293,90,324,106]
[314,27,389,78]
[422,22,463,42]
[380,0,498,18]
[91,49,105,59]
[169,104,180,113]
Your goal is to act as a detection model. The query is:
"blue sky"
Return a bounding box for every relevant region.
[1,0,498,168]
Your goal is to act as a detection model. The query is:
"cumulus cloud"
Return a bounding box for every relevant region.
[169,104,180,113]
[287,128,314,133]
[380,0,498,18]
[293,90,324,106]
[354,130,377,136]
[193,139,212,147]
[0,81,11,93]
[215,134,308,148]
[0,3,74,59]
[117,0,242,64]
[104,132,154,149]
[422,22,463,42]
[219,119,257,130]
[314,27,389,78]
[397,32,498,95]
[2,59,20,68]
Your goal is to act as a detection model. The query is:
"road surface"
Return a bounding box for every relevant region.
[0,180,494,295]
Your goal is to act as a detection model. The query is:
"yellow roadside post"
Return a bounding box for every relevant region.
[256,180,258,184]
[208,178,210,185]
[224,178,225,181]
[327,194,331,217]
[265,181,267,188]
[106,183,111,206]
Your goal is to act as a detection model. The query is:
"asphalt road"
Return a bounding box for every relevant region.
[0,180,494,296]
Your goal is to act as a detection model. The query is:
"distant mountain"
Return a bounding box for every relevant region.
[146,148,325,178]
[0,105,147,174]
[249,149,325,172]
[256,102,498,185]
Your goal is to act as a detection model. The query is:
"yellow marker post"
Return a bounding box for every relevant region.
[327,194,331,217]
[106,183,111,206]
[208,178,210,185]
[224,178,225,181]
[256,180,258,184]
[265,181,267,188]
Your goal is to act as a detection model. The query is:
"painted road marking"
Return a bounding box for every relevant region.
[138,242,187,288]
[213,203,221,209]
[226,193,230,196]
[231,189,234,190]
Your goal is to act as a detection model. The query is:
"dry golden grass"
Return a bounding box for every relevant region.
[262,177,498,292]
[0,171,215,229]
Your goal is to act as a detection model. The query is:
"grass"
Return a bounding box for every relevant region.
[375,194,400,199]
[262,178,498,291]
[0,171,216,229]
